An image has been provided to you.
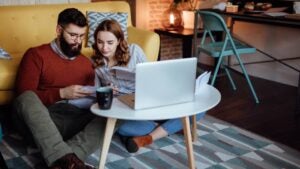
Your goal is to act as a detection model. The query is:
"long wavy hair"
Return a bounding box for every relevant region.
[91,19,130,68]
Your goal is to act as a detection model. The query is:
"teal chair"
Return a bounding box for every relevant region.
[193,10,259,103]
[0,123,8,169]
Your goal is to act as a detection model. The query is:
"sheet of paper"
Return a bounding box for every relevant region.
[195,71,211,95]
[68,86,97,109]
[81,86,96,93]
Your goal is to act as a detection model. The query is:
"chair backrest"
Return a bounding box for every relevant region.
[193,10,233,57]
[197,11,228,32]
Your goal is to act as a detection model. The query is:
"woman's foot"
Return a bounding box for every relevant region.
[125,135,153,153]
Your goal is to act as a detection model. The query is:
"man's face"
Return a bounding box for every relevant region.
[58,24,86,58]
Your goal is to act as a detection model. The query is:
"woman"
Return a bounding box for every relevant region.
[92,19,205,153]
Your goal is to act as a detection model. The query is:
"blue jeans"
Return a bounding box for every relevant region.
[117,112,206,136]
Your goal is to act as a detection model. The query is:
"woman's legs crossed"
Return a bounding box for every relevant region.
[160,112,205,135]
[117,120,157,136]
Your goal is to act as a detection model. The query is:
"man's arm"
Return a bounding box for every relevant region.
[16,47,95,106]
[15,48,61,106]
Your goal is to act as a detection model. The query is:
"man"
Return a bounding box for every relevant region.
[13,8,105,169]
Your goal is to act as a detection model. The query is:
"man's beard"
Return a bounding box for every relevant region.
[59,35,82,58]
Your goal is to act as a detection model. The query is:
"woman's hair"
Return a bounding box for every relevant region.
[91,19,130,67]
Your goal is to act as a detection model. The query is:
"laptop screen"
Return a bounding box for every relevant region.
[134,57,197,110]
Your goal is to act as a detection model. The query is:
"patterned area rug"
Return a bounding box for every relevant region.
[1,115,300,169]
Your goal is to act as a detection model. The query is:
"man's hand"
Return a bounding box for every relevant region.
[59,85,94,99]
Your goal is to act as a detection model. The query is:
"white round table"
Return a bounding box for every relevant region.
[91,84,221,169]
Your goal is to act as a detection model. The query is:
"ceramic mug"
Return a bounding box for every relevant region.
[96,87,113,110]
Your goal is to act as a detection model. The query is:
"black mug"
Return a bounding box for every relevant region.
[96,87,113,110]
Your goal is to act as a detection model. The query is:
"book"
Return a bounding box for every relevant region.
[68,96,96,109]
[110,66,135,81]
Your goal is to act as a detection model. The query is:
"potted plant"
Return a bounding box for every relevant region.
[177,0,227,29]
[176,0,199,29]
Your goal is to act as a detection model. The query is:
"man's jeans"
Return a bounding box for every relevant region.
[12,91,106,166]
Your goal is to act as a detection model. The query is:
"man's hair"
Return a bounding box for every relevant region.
[58,8,87,27]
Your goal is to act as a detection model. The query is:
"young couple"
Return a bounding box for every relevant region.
[13,8,205,169]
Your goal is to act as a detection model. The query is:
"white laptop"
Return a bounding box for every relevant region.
[117,57,197,110]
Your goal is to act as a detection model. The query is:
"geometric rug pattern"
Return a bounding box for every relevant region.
[1,115,300,169]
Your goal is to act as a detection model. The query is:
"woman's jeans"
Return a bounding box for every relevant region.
[117,112,206,136]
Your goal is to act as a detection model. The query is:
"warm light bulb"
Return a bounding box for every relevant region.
[169,13,175,25]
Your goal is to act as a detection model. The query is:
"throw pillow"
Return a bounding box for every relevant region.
[86,11,128,47]
[0,47,11,59]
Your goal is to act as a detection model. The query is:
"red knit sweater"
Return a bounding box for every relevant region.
[16,44,95,106]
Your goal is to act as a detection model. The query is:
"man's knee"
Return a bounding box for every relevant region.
[15,91,39,103]
[12,91,39,147]
[13,91,39,115]
[13,90,48,123]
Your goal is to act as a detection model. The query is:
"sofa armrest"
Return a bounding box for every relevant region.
[127,26,160,62]
[0,58,21,90]
[0,57,21,105]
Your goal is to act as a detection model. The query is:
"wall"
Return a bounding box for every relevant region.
[135,0,222,62]
[136,0,183,60]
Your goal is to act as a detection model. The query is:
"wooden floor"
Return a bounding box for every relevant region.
[205,68,300,151]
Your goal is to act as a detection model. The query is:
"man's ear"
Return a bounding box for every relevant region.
[56,25,63,37]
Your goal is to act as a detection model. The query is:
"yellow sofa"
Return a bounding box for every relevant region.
[0,1,160,105]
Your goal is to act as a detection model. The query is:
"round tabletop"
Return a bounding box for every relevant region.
[90,84,221,120]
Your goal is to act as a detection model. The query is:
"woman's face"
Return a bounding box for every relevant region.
[96,31,120,59]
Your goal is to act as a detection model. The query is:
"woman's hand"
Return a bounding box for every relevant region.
[60,85,94,99]
[110,84,120,95]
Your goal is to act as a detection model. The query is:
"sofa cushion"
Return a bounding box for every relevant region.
[86,11,128,47]
[0,48,11,60]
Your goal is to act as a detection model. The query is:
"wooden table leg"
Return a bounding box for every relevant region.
[192,115,197,142]
[98,118,117,169]
[182,116,195,169]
